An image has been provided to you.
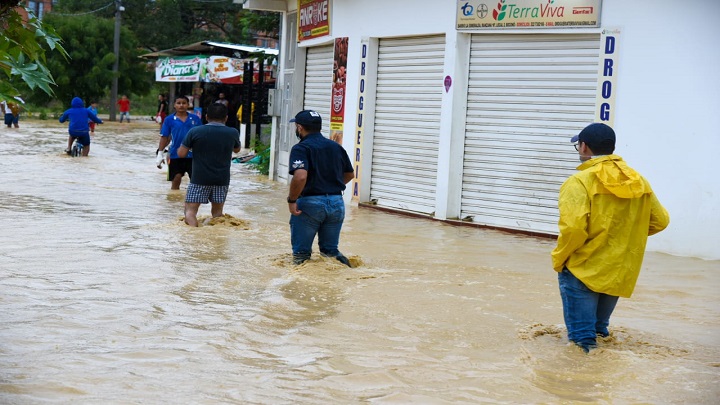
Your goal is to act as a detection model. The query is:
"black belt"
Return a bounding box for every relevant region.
[302,192,342,197]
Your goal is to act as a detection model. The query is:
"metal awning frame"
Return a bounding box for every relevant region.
[140,40,279,59]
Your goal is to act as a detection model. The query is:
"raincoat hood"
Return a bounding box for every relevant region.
[577,155,649,199]
[71,97,84,108]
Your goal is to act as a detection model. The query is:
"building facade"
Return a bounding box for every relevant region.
[17,0,55,20]
[246,0,720,260]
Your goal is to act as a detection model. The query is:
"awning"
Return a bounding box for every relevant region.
[140,41,279,59]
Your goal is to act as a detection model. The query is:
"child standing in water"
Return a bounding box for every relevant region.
[117,95,131,123]
[87,101,99,136]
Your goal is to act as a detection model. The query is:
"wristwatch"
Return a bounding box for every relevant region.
[287,196,297,203]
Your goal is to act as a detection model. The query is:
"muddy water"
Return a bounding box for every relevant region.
[0,120,718,404]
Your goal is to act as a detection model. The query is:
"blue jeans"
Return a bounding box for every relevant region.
[290,195,346,260]
[558,268,619,347]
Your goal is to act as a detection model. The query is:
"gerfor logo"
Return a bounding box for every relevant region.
[461,2,474,16]
[492,0,507,21]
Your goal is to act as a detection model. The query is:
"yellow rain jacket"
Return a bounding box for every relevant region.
[551,155,670,298]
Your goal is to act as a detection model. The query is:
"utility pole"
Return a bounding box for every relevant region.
[110,0,123,121]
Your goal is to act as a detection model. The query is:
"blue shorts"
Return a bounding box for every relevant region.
[69,131,91,146]
[185,183,229,204]
[4,113,18,126]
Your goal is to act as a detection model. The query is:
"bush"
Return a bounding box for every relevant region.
[247,138,270,175]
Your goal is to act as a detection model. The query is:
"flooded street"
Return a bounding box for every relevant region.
[0,120,718,404]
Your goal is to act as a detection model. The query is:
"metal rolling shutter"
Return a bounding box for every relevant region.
[303,44,333,136]
[462,34,601,234]
[370,35,445,214]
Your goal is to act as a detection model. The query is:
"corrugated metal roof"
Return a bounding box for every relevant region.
[140,41,278,59]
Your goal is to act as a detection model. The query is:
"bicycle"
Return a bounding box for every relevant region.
[69,138,83,157]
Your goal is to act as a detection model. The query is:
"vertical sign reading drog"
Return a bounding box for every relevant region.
[595,28,621,126]
[330,37,349,144]
[352,40,369,202]
[298,0,330,42]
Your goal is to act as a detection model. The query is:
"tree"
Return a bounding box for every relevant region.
[0,1,67,101]
[54,0,280,52]
[32,13,151,105]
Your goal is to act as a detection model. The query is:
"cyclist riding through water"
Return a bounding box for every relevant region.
[59,97,103,157]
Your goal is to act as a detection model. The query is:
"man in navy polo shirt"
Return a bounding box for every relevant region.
[287,110,354,266]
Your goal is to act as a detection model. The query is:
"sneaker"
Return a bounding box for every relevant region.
[65,149,71,155]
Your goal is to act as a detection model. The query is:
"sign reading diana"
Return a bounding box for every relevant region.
[456,0,602,29]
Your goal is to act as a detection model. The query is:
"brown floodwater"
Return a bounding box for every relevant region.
[0,119,718,404]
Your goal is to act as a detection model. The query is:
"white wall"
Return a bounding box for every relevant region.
[601,0,720,259]
[291,0,720,259]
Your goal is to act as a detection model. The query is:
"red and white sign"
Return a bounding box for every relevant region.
[330,37,348,144]
[298,0,330,42]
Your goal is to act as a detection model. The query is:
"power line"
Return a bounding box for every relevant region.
[51,2,114,16]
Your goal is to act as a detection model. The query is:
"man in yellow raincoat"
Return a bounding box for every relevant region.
[551,123,670,353]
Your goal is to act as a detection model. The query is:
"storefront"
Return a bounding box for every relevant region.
[142,41,278,144]
[244,0,720,260]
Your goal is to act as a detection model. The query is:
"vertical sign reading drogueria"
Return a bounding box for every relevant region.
[351,39,369,202]
[298,0,330,42]
[330,37,348,144]
[456,0,601,29]
[595,27,620,126]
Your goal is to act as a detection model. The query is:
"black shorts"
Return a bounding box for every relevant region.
[168,158,192,181]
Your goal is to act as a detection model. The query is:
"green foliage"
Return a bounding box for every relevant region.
[55,0,280,52]
[31,13,151,106]
[0,4,68,101]
[247,138,270,175]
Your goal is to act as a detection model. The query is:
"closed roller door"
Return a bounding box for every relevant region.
[370,35,445,215]
[462,34,600,234]
[303,44,333,136]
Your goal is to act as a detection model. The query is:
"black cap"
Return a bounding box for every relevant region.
[289,110,322,127]
[571,123,616,151]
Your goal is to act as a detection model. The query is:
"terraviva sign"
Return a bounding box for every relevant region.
[457,0,601,29]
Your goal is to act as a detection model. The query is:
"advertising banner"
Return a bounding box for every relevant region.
[298,0,330,42]
[456,0,601,30]
[330,37,348,144]
[204,56,245,84]
[156,56,274,84]
[155,56,205,82]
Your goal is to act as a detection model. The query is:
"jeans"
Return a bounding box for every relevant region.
[290,195,345,261]
[558,268,619,347]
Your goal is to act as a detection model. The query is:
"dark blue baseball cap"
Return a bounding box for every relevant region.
[571,123,616,150]
[289,110,322,127]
